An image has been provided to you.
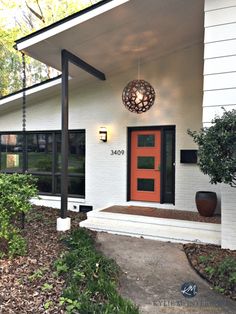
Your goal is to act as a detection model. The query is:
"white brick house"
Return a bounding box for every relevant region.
[0,0,235,248]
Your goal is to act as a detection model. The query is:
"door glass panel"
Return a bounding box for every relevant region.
[137,156,155,169]
[163,130,174,203]
[137,178,154,191]
[138,134,155,147]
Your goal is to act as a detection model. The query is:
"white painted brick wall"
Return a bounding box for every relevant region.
[204,0,236,249]
[0,44,217,213]
[221,184,236,249]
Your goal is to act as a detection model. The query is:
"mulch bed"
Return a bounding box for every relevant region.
[184,243,236,300]
[102,205,221,223]
[0,206,86,314]
[0,205,235,313]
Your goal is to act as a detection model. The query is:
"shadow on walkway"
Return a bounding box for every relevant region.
[96,233,235,314]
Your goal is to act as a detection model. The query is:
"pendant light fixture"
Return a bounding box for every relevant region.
[122,79,155,114]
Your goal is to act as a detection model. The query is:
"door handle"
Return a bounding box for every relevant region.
[156,164,161,171]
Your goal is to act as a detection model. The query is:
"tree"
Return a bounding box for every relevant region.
[0,0,101,97]
[188,109,236,187]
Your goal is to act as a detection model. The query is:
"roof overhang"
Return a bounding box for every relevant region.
[14,0,204,82]
[0,77,61,111]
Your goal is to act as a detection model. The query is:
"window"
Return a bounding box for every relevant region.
[0,130,85,198]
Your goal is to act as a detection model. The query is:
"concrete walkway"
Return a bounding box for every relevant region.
[96,233,236,314]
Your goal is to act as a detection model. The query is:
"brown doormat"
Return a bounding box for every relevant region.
[102,206,221,224]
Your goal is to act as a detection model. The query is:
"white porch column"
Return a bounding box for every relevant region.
[204,0,236,249]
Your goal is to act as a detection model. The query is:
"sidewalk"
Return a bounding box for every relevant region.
[96,233,236,314]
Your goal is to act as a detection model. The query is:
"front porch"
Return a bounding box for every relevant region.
[80,206,221,245]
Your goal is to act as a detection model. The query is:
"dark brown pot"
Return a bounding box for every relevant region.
[195,191,217,217]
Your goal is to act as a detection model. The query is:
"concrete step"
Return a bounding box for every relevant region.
[80,210,221,245]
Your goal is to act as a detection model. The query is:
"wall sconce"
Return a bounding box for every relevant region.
[99,127,107,142]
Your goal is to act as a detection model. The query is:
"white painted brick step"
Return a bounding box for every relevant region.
[80,211,221,245]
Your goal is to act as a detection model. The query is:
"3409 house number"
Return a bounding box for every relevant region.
[110,150,125,155]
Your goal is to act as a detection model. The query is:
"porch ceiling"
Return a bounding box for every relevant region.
[16,0,204,83]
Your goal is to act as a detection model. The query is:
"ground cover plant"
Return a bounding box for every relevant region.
[0,206,139,313]
[0,204,235,312]
[184,243,236,300]
[56,228,139,313]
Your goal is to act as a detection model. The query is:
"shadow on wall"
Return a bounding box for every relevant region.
[215,194,221,215]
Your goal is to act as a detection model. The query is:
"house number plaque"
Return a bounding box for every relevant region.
[110,150,125,155]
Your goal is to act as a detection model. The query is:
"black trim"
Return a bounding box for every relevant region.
[162,129,176,204]
[62,50,105,81]
[15,0,114,47]
[172,130,176,205]
[127,126,176,205]
[60,49,105,218]
[126,130,131,201]
[160,129,165,204]
[0,75,61,101]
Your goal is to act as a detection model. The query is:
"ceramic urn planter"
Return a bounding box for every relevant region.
[195,191,217,217]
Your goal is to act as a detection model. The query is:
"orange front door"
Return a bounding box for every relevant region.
[130,130,161,202]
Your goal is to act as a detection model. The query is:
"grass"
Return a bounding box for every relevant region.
[55,228,139,314]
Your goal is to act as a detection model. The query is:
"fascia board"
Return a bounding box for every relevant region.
[0,78,61,106]
[16,0,130,51]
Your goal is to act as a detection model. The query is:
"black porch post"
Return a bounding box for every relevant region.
[60,49,105,221]
[61,50,69,218]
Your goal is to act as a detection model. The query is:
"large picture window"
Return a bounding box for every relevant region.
[0,130,85,198]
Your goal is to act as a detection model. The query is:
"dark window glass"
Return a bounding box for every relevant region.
[27,133,53,172]
[55,132,85,174]
[55,176,85,197]
[0,131,85,198]
[137,178,154,191]
[35,175,52,193]
[138,134,155,147]
[0,134,23,171]
[138,156,155,169]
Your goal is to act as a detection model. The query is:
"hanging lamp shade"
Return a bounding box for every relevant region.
[122,79,155,114]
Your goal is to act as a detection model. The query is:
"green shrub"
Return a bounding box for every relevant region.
[0,173,38,258]
[188,109,236,187]
[56,228,139,313]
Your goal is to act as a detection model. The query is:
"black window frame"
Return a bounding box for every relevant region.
[0,130,85,198]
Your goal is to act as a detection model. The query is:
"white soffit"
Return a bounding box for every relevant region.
[16,0,130,51]
[15,0,204,79]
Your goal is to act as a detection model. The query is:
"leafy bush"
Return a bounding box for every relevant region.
[55,228,139,313]
[0,173,38,258]
[188,109,236,187]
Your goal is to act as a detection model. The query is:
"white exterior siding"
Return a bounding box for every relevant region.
[204,0,236,124]
[204,0,236,249]
[0,44,218,212]
[205,0,236,11]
